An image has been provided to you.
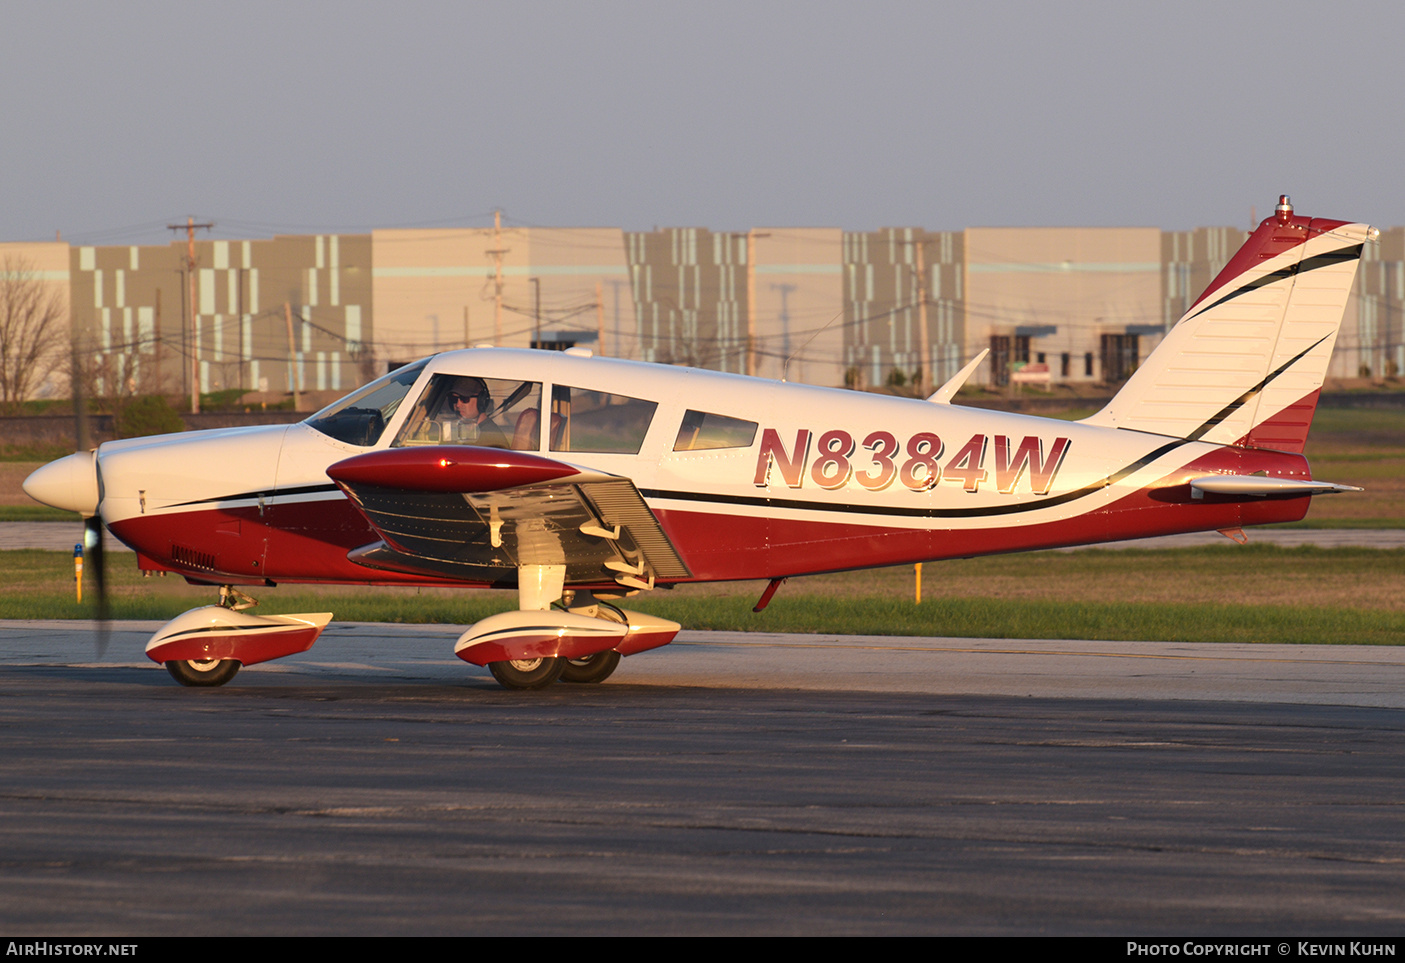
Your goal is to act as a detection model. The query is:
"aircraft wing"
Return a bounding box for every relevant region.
[326,446,691,589]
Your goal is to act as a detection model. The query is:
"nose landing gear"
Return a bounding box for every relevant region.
[145,588,332,688]
[165,657,241,687]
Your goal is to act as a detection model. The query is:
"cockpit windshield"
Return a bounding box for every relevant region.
[304,358,430,447]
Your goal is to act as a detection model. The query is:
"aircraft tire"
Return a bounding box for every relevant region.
[165,658,241,687]
[560,650,621,684]
[487,656,566,690]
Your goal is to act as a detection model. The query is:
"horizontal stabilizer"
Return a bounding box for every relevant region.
[1189,475,1362,498]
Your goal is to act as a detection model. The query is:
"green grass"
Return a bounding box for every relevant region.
[1306,407,1405,435]
[19,585,1401,648]
[0,505,78,522]
[626,595,1405,647]
[1266,517,1405,529]
[0,445,75,463]
[0,589,519,626]
[3,545,1401,646]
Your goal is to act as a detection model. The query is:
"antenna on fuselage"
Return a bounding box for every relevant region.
[928,349,990,405]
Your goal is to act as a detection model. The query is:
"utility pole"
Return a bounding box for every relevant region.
[915,234,930,395]
[284,302,301,411]
[897,234,932,395]
[153,288,162,395]
[167,217,213,413]
[746,231,757,376]
[606,279,629,360]
[486,209,508,346]
[771,282,797,381]
[731,230,774,376]
[238,267,247,391]
[596,281,605,356]
[530,277,541,348]
[742,231,774,377]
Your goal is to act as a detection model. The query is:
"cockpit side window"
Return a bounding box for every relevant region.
[549,386,657,454]
[304,358,429,447]
[392,374,543,451]
[673,410,759,451]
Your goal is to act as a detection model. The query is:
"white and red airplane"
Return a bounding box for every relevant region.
[24,197,1372,689]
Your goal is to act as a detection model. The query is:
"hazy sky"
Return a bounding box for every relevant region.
[3,1,1399,245]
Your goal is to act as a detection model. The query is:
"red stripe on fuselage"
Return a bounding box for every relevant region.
[110,447,1312,587]
[656,446,1312,580]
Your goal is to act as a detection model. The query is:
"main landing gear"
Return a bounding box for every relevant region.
[560,649,622,684]
[484,649,623,690]
[459,574,677,690]
[487,657,568,690]
[484,648,625,690]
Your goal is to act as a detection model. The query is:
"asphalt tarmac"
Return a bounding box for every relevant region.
[2,620,1404,936]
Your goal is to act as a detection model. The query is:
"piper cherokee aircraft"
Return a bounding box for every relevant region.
[23,196,1373,690]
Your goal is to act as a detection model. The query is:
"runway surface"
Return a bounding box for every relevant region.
[2,620,1404,936]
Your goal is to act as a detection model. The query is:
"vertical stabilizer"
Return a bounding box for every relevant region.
[1083,197,1371,451]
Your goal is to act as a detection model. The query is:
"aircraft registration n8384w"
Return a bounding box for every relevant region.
[23,197,1374,689]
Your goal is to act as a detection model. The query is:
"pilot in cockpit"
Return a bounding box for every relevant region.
[443,376,509,448]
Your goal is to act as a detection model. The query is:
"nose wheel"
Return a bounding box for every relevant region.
[165,658,241,687]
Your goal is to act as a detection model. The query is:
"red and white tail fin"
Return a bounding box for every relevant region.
[1083,197,1372,452]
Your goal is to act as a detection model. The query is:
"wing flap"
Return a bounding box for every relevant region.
[328,446,691,585]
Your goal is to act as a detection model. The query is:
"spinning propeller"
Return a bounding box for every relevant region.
[70,349,109,655]
[82,508,109,655]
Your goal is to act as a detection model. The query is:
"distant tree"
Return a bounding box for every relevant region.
[112,394,185,439]
[0,256,66,413]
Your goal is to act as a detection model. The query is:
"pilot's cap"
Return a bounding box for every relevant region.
[449,376,488,398]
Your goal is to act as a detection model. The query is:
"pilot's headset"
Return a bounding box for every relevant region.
[446,378,493,442]
[449,377,492,417]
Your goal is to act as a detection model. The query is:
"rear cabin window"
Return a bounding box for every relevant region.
[549,386,658,454]
[392,374,544,451]
[673,410,759,451]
